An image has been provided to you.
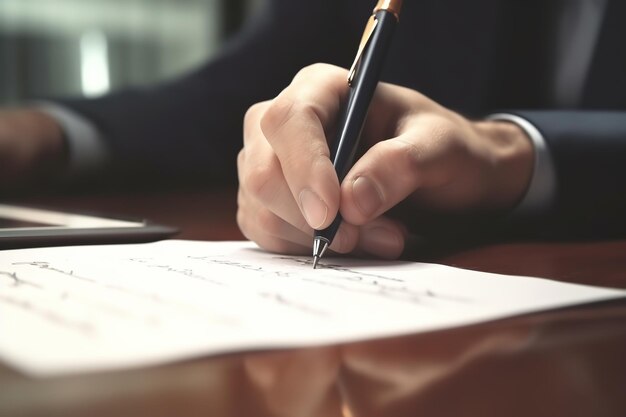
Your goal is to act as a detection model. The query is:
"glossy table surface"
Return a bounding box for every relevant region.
[2,188,625,417]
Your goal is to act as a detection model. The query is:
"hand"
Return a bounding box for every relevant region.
[244,347,341,417]
[0,108,67,190]
[237,63,533,258]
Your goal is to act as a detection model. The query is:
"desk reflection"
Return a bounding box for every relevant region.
[3,188,626,417]
[239,301,626,417]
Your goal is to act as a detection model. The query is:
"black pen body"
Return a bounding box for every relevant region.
[314,10,399,245]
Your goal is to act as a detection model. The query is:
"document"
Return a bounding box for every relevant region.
[1,240,623,377]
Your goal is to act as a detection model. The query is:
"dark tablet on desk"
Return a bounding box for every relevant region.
[0,204,178,250]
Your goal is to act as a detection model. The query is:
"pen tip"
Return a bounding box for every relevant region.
[312,238,329,269]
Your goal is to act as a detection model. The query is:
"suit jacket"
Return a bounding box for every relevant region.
[58,0,626,239]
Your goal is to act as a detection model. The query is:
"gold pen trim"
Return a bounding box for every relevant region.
[348,16,378,86]
[347,0,403,85]
[374,0,403,19]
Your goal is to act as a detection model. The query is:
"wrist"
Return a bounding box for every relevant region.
[473,120,534,211]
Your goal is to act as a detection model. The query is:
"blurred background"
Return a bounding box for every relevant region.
[0,0,261,104]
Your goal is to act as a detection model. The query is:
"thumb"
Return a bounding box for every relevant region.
[340,133,429,225]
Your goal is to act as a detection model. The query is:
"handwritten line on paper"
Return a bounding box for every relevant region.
[0,240,624,377]
[187,254,468,306]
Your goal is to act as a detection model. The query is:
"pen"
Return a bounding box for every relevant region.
[312,0,403,269]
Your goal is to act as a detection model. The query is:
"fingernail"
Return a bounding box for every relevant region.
[360,227,403,259]
[299,188,328,229]
[352,176,383,218]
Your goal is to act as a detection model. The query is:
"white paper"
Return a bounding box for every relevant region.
[0,240,623,377]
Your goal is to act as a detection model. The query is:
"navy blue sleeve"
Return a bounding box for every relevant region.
[507,110,626,238]
[56,0,354,187]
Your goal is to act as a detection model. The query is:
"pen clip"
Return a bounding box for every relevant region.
[347,0,402,86]
[348,15,378,86]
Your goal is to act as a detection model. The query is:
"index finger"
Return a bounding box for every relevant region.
[260,63,348,230]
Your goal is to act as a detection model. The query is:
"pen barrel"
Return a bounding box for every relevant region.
[331,10,398,182]
[314,10,398,244]
[315,212,343,245]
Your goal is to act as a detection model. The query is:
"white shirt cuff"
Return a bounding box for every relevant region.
[35,102,109,177]
[487,113,556,215]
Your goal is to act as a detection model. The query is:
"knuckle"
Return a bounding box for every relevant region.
[426,116,458,142]
[242,158,280,201]
[293,63,333,81]
[260,95,295,139]
[244,101,269,126]
[261,96,319,141]
[261,97,327,161]
[380,139,423,176]
[429,116,467,154]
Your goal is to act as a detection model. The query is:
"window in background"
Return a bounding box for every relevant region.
[0,0,256,104]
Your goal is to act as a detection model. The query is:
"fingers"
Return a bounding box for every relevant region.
[259,64,348,230]
[238,98,360,255]
[341,116,462,224]
[238,102,311,252]
[340,136,422,224]
[241,102,310,234]
[239,66,419,259]
[357,216,406,260]
[237,186,312,255]
[238,175,403,259]
[340,107,534,227]
[237,181,361,255]
[238,65,532,260]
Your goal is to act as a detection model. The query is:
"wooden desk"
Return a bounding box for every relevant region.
[2,188,625,417]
